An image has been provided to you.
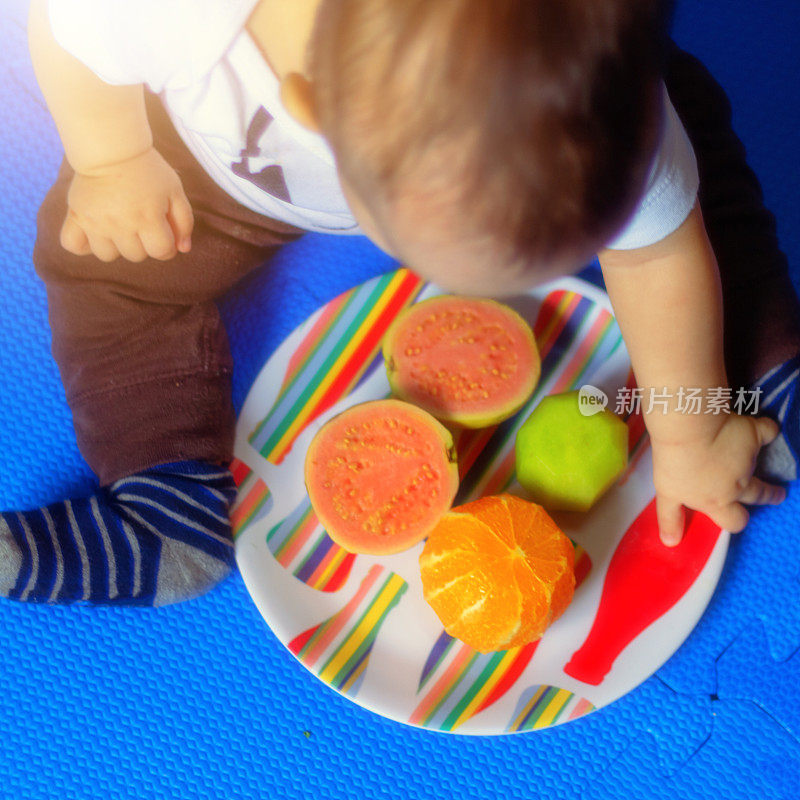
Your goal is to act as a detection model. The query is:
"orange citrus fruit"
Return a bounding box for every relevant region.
[419,494,575,652]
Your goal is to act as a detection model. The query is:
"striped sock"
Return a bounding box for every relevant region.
[0,460,236,606]
[752,355,800,483]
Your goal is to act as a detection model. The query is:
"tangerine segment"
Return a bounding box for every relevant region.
[420,512,512,561]
[420,513,523,651]
[420,552,521,651]
[419,493,576,652]
[504,495,570,559]
[437,565,522,652]
[504,495,576,623]
[526,558,575,623]
[447,495,516,549]
[502,559,552,648]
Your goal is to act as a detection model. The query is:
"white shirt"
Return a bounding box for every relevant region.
[606,87,700,249]
[48,0,698,247]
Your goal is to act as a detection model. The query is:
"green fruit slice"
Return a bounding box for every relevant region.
[304,399,459,554]
[382,295,540,428]
[515,391,628,512]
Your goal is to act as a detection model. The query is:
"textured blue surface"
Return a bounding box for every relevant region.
[1,1,799,798]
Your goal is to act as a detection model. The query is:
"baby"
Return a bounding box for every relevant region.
[1,0,798,605]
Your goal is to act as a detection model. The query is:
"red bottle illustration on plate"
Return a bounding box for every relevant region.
[564,499,721,686]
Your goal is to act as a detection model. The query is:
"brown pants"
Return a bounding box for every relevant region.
[33,48,800,486]
[34,94,304,485]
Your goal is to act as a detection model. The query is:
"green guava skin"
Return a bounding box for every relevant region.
[515,391,628,512]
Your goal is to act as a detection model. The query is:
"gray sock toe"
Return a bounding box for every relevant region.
[153,536,234,607]
[0,517,23,596]
[755,433,797,483]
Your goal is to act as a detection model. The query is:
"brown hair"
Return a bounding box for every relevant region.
[309,0,672,265]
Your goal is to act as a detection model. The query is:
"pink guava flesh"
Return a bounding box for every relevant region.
[304,399,459,554]
[383,296,540,427]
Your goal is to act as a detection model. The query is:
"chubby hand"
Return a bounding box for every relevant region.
[651,413,786,546]
[60,146,194,262]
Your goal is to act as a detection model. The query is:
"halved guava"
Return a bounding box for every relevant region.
[382,296,540,428]
[304,399,459,555]
[515,391,628,512]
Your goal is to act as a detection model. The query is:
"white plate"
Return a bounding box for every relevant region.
[233,268,729,735]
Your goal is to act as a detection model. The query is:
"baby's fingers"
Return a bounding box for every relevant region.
[167,192,194,253]
[656,495,685,547]
[756,415,780,447]
[114,233,148,263]
[85,233,120,263]
[711,502,750,534]
[139,216,178,261]
[737,475,786,507]
[60,216,92,256]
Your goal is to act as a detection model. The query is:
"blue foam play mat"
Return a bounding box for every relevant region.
[1,1,799,798]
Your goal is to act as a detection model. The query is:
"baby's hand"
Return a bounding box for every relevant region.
[60,147,194,262]
[651,413,786,546]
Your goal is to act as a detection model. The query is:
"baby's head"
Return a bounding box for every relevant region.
[306,0,671,294]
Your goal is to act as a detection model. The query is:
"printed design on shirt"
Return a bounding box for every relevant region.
[231,106,292,203]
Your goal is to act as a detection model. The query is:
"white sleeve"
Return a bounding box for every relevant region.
[604,85,699,250]
[47,0,257,93]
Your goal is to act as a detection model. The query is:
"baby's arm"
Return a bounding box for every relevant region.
[28,0,192,262]
[598,203,785,544]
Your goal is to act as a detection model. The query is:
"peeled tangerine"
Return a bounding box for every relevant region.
[382,295,540,428]
[515,390,628,512]
[304,399,459,555]
[419,494,575,653]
